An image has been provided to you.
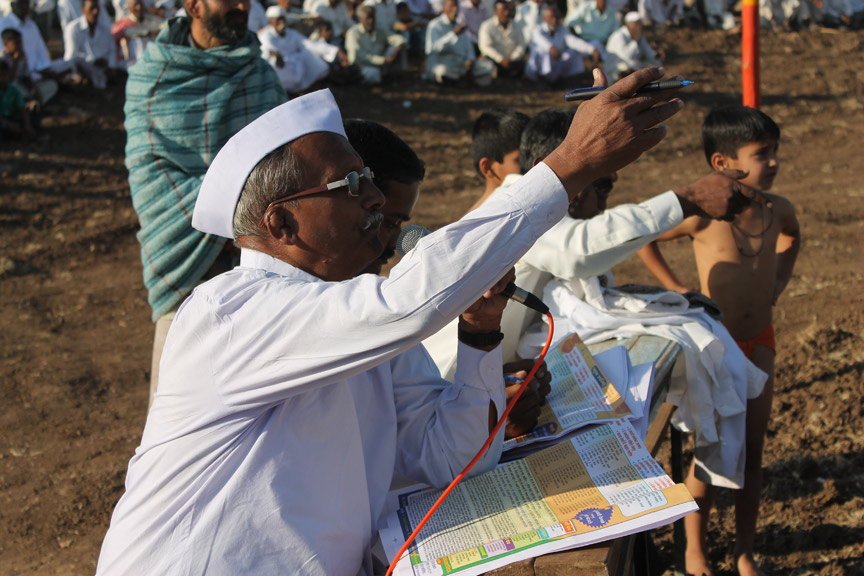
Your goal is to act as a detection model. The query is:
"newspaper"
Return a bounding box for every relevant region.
[380,419,697,575]
[502,334,631,452]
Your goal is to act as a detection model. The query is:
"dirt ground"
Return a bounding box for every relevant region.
[1,26,862,575]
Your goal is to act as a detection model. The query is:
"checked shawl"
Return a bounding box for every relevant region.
[125,18,285,320]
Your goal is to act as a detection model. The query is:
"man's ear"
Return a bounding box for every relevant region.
[477,156,497,182]
[185,0,202,20]
[262,206,299,244]
[710,152,729,172]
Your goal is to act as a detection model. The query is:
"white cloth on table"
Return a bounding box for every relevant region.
[478,15,525,64]
[524,22,595,82]
[258,24,329,92]
[424,12,493,84]
[518,275,767,488]
[95,162,569,575]
[424,173,683,379]
[314,1,355,36]
[604,24,659,79]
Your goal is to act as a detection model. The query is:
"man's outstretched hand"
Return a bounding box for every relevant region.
[545,66,684,201]
[675,169,769,221]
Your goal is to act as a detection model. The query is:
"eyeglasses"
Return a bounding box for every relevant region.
[259,167,375,224]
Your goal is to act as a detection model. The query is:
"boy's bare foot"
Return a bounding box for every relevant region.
[736,552,766,576]
[685,548,714,576]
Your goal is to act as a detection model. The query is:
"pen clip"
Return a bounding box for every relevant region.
[565,85,607,95]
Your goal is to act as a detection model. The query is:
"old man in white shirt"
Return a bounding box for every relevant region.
[345,4,405,83]
[258,6,329,93]
[525,3,599,84]
[96,67,695,574]
[605,11,661,80]
[478,0,525,77]
[425,0,493,85]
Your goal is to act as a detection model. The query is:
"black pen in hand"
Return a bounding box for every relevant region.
[564,79,695,102]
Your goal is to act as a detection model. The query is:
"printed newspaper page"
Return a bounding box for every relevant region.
[380,420,696,575]
[502,333,631,452]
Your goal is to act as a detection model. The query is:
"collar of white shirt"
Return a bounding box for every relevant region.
[240,248,320,281]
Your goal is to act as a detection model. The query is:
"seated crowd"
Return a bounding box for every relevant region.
[0,0,861,139]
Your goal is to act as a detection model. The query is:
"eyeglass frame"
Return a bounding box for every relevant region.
[258,167,375,228]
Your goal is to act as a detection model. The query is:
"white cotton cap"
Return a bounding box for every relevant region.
[193,89,346,239]
[624,11,641,23]
[266,5,286,19]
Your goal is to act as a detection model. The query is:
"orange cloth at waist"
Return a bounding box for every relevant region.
[735,323,775,358]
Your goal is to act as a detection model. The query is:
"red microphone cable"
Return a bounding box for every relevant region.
[386,312,556,575]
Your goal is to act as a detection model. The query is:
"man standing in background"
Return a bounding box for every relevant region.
[124,0,284,403]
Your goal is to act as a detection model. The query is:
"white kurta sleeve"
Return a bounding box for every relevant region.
[391,343,506,487]
[521,191,683,281]
[184,163,566,409]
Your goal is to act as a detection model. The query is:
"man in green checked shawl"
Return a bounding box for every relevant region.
[125,0,285,403]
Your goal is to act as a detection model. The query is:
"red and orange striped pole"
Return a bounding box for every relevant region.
[741,0,760,107]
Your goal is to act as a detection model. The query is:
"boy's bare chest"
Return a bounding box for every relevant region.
[694,204,781,264]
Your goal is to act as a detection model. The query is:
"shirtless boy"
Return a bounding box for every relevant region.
[638,105,801,576]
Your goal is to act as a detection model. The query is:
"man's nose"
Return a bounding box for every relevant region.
[360,179,386,211]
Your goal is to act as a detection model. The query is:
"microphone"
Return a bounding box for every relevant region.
[394,225,550,314]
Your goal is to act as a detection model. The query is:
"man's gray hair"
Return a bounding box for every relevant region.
[232,143,305,239]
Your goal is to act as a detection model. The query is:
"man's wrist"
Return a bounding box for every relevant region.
[674,185,699,218]
[458,318,503,351]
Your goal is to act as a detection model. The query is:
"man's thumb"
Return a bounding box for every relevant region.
[592,67,607,88]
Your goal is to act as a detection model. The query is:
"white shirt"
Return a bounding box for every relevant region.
[478,15,525,63]
[0,13,51,73]
[424,173,683,379]
[605,25,659,75]
[63,16,117,67]
[96,164,568,575]
[425,12,474,60]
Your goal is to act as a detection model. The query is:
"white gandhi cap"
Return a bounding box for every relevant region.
[265,5,285,19]
[624,11,641,23]
[192,89,346,239]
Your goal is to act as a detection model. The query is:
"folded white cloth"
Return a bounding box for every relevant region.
[519,275,767,488]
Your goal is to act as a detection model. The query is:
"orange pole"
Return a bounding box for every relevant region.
[741,0,760,108]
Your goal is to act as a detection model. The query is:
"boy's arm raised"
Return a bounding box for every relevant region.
[636,218,700,294]
[772,196,801,305]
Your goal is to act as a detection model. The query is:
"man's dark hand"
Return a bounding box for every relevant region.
[502,359,552,439]
[675,169,768,221]
[544,66,684,202]
[459,268,516,340]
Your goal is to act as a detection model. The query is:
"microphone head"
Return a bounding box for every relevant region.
[395,224,431,257]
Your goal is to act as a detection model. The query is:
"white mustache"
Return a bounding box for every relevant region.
[361,211,383,231]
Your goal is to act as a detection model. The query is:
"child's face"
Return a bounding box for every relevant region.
[719,139,780,191]
[3,38,22,58]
